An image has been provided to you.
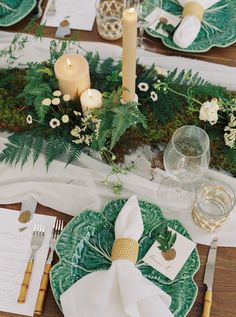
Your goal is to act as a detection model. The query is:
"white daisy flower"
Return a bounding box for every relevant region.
[52,98,60,105]
[63,94,71,102]
[49,118,60,128]
[150,91,158,102]
[62,114,69,123]
[53,90,62,97]
[26,115,32,124]
[138,82,149,92]
[42,98,51,106]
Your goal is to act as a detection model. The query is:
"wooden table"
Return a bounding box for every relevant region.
[1,0,236,67]
[0,2,236,316]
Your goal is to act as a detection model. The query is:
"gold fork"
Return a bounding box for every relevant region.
[34,219,64,315]
[18,224,45,303]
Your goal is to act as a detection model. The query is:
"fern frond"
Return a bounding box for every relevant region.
[66,142,82,165]
[45,135,70,168]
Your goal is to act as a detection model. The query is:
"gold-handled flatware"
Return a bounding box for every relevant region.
[34,219,64,315]
[18,224,45,303]
[201,237,218,317]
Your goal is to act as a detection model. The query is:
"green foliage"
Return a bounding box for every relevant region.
[20,62,57,122]
[86,52,122,92]
[94,89,147,151]
[0,130,42,167]
[48,40,68,66]
[0,33,28,66]
[0,44,236,174]
[0,128,83,168]
[149,68,226,123]
[155,220,177,252]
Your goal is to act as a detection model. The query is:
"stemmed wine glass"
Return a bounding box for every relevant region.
[136,0,162,49]
[158,125,210,208]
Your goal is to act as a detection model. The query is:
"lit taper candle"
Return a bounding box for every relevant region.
[122,7,137,103]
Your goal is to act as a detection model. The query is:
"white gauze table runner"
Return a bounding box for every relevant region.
[0,32,235,247]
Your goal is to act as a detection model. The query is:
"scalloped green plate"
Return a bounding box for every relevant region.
[0,0,36,26]
[50,199,200,317]
[144,0,236,52]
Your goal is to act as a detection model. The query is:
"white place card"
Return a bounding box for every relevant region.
[143,229,196,280]
[0,208,55,316]
[146,7,181,37]
[41,0,97,31]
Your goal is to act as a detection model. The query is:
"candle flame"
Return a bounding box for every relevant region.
[87,89,93,99]
[128,8,135,13]
[66,58,72,68]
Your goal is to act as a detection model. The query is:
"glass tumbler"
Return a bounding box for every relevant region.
[96,0,124,41]
[192,180,235,231]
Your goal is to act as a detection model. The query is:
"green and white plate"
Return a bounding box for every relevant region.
[50,199,200,317]
[0,0,36,26]
[144,0,236,52]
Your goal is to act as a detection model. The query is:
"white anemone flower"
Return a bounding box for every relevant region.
[150,91,158,102]
[138,82,149,92]
[49,118,60,128]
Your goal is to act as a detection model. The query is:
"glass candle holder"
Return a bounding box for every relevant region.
[96,0,124,41]
[192,180,235,231]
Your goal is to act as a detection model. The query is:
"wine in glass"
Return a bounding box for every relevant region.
[159,125,210,208]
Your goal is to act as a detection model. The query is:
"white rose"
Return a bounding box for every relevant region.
[199,100,220,125]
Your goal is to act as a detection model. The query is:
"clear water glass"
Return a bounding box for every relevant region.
[192,180,235,231]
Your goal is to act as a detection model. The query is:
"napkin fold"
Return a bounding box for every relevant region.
[173,0,220,48]
[60,195,173,317]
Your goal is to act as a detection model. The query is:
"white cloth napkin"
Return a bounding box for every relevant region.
[173,0,220,48]
[60,195,173,317]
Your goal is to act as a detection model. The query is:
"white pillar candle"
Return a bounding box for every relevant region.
[54,54,90,99]
[80,89,102,114]
[122,8,137,103]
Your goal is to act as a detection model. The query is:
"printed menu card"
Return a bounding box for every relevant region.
[0,208,55,316]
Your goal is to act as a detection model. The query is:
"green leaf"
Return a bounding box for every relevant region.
[66,142,82,166]
[45,135,69,168]
[32,134,44,165]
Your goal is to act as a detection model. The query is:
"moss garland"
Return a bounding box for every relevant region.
[0,66,235,176]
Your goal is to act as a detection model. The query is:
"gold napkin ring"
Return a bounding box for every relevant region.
[183,2,204,21]
[111,238,139,264]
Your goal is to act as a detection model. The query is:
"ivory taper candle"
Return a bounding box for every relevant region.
[122,7,137,103]
[54,54,90,99]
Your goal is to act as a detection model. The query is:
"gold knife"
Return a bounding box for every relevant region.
[201,237,218,317]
